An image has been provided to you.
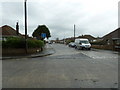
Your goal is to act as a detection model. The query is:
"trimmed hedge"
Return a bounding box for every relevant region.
[2,37,44,48]
[90,40,106,45]
[27,39,44,48]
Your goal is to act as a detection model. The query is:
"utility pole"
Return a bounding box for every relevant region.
[74,24,75,41]
[24,0,27,54]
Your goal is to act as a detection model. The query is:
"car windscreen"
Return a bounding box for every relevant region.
[80,41,89,44]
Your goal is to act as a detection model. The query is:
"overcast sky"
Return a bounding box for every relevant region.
[0,0,119,40]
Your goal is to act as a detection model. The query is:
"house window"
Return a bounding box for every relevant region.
[106,39,110,45]
[116,40,120,45]
[112,39,120,45]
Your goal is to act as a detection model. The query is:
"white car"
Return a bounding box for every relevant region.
[74,38,91,50]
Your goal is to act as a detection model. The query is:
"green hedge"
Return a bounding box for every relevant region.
[90,40,106,45]
[27,39,44,48]
[2,37,44,48]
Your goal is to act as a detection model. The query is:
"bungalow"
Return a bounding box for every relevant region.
[64,35,97,42]
[0,24,23,41]
[77,35,97,42]
[102,28,120,51]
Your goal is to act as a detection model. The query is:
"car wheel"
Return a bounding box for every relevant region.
[75,46,77,49]
[77,46,81,50]
[82,47,84,50]
[88,48,91,50]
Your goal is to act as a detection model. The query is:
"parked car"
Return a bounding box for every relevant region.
[68,42,75,47]
[74,38,91,50]
[48,40,52,44]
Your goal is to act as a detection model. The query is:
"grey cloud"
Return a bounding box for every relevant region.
[2,2,23,18]
[1,0,118,40]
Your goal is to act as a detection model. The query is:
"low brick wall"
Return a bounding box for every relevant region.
[91,45,114,50]
[2,48,42,56]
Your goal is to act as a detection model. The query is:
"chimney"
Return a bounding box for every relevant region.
[16,22,19,35]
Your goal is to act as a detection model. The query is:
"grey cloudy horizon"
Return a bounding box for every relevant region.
[0,0,119,40]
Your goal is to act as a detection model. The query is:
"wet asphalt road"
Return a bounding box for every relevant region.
[2,43,118,88]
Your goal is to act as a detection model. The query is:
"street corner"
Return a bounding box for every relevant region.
[2,47,55,60]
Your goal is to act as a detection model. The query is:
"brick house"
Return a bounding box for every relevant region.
[102,28,120,51]
[0,25,23,41]
[64,35,97,42]
[77,35,97,42]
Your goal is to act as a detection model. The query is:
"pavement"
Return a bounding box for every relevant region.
[1,44,55,60]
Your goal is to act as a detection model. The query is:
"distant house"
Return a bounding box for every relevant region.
[65,37,74,41]
[102,28,120,50]
[0,25,23,40]
[64,35,97,42]
[77,35,97,42]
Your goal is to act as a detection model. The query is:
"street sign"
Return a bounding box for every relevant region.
[41,33,46,38]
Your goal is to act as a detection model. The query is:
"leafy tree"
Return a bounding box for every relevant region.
[32,25,51,40]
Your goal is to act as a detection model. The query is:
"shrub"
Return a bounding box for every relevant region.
[2,37,25,48]
[2,37,44,48]
[91,40,106,45]
[27,39,44,48]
